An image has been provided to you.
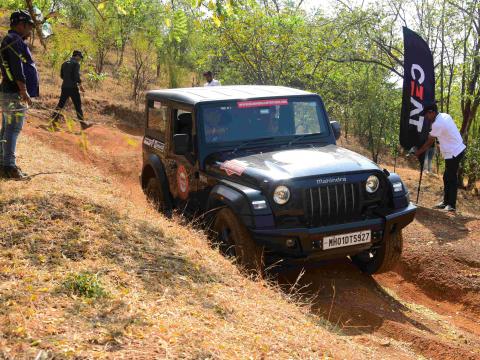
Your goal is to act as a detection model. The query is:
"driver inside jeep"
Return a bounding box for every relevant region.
[204,108,230,142]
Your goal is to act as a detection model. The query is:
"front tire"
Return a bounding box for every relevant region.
[213,208,264,275]
[352,231,403,274]
[145,177,172,217]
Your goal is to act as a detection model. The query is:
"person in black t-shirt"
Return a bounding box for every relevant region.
[51,50,92,130]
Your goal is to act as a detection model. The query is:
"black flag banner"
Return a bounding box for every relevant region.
[400,27,435,159]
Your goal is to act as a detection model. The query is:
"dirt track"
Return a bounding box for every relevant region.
[22,115,480,359]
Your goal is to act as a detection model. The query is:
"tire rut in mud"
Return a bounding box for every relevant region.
[274,260,480,359]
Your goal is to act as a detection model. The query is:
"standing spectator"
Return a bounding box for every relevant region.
[0,10,37,180]
[203,71,221,87]
[51,50,92,130]
[416,103,466,212]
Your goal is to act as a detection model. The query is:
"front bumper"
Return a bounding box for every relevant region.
[250,203,416,259]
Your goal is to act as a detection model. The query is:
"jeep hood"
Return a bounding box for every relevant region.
[207,144,381,183]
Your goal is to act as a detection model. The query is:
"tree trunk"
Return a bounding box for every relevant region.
[117,41,126,67]
[156,52,161,79]
[25,0,47,50]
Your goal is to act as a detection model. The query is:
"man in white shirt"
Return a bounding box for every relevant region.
[416,102,466,212]
[203,71,220,87]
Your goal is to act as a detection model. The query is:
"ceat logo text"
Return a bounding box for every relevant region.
[409,64,425,133]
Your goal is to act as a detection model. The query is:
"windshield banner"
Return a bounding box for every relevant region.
[400,27,435,160]
[237,99,288,108]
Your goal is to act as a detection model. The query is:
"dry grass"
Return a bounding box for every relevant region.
[0,136,380,359]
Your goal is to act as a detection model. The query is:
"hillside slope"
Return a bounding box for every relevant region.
[1,134,411,359]
[0,116,479,359]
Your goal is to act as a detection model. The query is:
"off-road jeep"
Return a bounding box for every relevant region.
[141,86,416,274]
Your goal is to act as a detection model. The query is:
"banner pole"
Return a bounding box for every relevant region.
[416,162,424,204]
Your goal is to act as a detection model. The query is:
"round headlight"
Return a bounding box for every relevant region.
[273,185,290,205]
[366,175,380,193]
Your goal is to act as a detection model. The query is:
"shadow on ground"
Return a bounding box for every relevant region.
[271,259,432,336]
[414,206,476,244]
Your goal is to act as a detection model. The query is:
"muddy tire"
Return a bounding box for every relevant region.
[146,177,172,217]
[352,231,403,275]
[213,208,264,275]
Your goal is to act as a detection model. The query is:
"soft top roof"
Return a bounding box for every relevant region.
[146,85,313,105]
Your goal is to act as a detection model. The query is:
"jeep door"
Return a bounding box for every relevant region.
[165,103,199,212]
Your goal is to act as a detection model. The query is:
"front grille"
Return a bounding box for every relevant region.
[304,183,363,226]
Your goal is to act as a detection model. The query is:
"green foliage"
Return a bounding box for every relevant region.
[86,70,107,90]
[45,49,69,74]
[156,8,194,88]
[130,31,156,101]
[336,66,401,162]
[6,0,478,176]
[59,0,90,28]
[464,121,480,187]
[199,4,312,85]
[0,0,24,10]
[170,10,188,43]
[45,24,94,73]
[62,271,107,298]
[465,138,480,181]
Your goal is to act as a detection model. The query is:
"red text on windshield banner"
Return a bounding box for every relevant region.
[237,99,288,108]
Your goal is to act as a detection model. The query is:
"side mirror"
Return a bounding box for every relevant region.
[330,121,341,140]
[173,134,190,155]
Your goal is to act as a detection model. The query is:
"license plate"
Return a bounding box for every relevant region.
[323,230,371,250]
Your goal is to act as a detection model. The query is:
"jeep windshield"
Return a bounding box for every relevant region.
[198,96,330,146]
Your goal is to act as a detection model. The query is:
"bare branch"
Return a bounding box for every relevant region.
[371,37,404,67]
[87,0,105,21]
[271,0,280,13]
[335,0,354,12]
[295,0,305,12]
[326,56,403,78]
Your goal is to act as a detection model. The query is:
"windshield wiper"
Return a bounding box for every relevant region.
[287,133,318,147]
[232,137,276,155]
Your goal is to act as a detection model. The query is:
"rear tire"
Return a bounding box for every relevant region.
[213,208,264,275]
[352,231,403,274]
[145,177,172,217]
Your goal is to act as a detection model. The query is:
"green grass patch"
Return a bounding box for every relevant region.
[62,271,108,298]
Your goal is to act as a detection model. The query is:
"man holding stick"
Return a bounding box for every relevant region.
[415,102,466,212]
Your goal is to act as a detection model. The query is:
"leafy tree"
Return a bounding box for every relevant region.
[155,7,190,87]
[130,32,155,102]
[199,2,314,85]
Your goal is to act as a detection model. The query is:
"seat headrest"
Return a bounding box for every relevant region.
[178,113,192,125]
